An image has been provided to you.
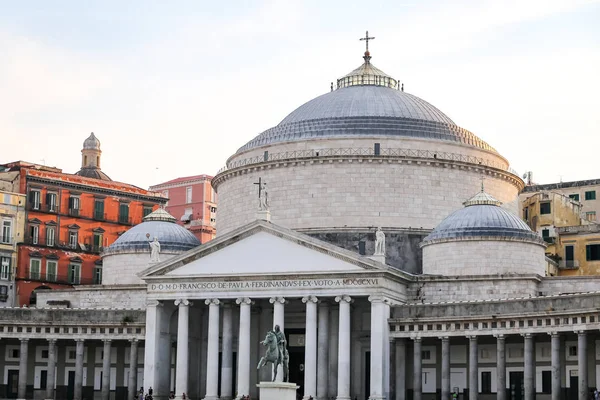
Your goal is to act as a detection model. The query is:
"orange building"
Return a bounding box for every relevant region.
[150,174,217,243]
[0,133,166,305]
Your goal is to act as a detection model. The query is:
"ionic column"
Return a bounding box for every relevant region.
[303,296,318,400]
[235,298,252,400]
[369,295,387,400]
[317,301,330,400]
[395,339,406,400]
[46,339,57,400]
[413,338,422,400]
[335,295,352,400]
[468,336,478,400]
[143,300,163,393]
[269,296,286,382]
[175,299,191,400]
[18,338,28,400]
[203,299,220,400]
[221,303,234,400]
[128,339,139,400]
[523,334,534,400]
[329,305,339,398]
[578,331,587,400]
[550,332,561,400]
[441,337,450,400]
[102,339,112,400]
[74,339,85,400]
[496,334,506,400]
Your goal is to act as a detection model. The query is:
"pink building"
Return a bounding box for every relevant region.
[150,175,216,243]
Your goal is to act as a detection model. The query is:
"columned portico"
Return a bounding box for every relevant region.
[369,295,390,400]
[17,338,28,400]
[336,295,352,400]
[302,296,318,400]
[578,331,587,400]
[441,337,450,400]
[175,299,191,400]
[317,301,330,400]
[523,333,534,400]
[270,296,286,382]
[496,334,506,400]
[236,297,252,400]
[203,299,221,400]
[46,338,57,400]
[101,339,112,400]
[221,303,234,400]
[413,338,422,400]
[551,333,561,400]
[468,336,477,400]
[74,339,85,400]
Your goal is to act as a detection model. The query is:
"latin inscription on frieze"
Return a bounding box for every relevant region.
[148,278,379,292]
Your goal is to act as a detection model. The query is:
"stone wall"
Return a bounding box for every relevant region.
[0,307,145,323]
[304,229,427,273]
[215,159,520,236]
[422,240,546,276]
[540,276,600,295]
[102,252,179,285]
[36,286,147,309]
[407,275,541,303]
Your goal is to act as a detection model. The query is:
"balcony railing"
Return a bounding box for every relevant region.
[41,203,59,213]
[68,208,80,217]
[118,215,132,225]
[93,212,107,221]
[0,236,13,245]
[558,260,580,270]
[21,268,96,285]
[543,237,556,244]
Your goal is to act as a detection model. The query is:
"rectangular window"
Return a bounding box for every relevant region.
[586,211,597,222]
[540,202,551,214]
[29,190,40,209]
[11,349,20,358]
[46,227,55,247]
[587,244,600,261]
[568,345,577,356]
[94,267,102,284]
[68,196,80,216]
[542,228,549,238]
[565,245,574,261]
[0,257,10,280]
[46,261,57,282]
[542,370,551,393]
[94,199,105,220]
[119,203,130,224]
[40,370,47,390]
[30,225,39,244]
[186,186,192,203]
[46,192,57,212]
[0,285,8,301]
[41,350,49,359]
[68,231,78,249]
[523,207,529,221]
[481,371,492,393]
[569,194,580,201]
[93,233,103,253]
[30,259,41,280]
[421,350,431,360]
[68,264,81,284]
[1,219,12,244]
[143,206,153,218]
[585,191,596,200]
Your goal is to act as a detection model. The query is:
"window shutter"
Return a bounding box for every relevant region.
[68,266,73,283]
[45,193,50,205]
[68,197,73,209]
[28,191,34,204]
[587,245,592,261]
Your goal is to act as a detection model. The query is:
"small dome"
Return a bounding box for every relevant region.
[75,167,112,181]
[422,190,544,246]
[103,209,200,255]
[83,132,101,150]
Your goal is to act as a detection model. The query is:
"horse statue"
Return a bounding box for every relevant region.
[257,328,289,382]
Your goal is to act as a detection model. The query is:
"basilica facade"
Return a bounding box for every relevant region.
[2,44,599,400]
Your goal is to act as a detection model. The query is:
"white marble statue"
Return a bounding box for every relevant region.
[374,227,386,256]
[259,182,269,211]
[149,237,161,262]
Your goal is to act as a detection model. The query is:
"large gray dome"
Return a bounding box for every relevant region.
[103,209,200,254]
[236,84,497,154]
[422,191,544,245]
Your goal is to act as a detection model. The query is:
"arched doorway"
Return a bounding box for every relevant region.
[29,285,51,306]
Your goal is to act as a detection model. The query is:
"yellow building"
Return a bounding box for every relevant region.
[0,190,26,306]
[521,190,600,275]
[557,224,600,275]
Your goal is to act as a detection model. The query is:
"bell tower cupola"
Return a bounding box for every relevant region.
[75,132,112,181]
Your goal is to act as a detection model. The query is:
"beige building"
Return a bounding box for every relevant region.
[521,179,600,223]
[0,190,26,307]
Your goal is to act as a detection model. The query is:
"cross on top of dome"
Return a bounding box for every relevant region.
[336,30,399,90]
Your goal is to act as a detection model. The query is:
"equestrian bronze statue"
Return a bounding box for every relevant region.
[257,325,289,382]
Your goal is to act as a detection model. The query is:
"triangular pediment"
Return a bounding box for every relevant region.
[140,220,388,278]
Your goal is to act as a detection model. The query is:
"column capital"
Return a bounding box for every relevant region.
[102,339,112,343]
[302,295,319,304]
[467,335,478,341]
[439,336,450,342]
[236,297,252,305]
[548,331,560,338]
[128,338,139,344]
[205,298,220,306]
[493,333,506,340]
[368,294,389,304]
[47,338,57,344]
[412,336,422,343]
[269,296,286,304]
[19,338,29,343]
[147,300,162,307]
[576,330,587,335]
[75,338,85,343]
[521,333,533,338]
[175,298,192,307]
[335,295,352,304]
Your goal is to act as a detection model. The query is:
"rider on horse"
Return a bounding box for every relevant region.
[257,324,290,382]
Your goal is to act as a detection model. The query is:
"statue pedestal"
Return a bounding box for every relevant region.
[256,209,271,222]
[256,382,298,400]
[368,254,386,264]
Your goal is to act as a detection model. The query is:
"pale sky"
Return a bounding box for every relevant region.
[1,0,599,190]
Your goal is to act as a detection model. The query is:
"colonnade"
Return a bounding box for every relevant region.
[146,294,391,400]
[11,337,139,400]
[401,330,591,400]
